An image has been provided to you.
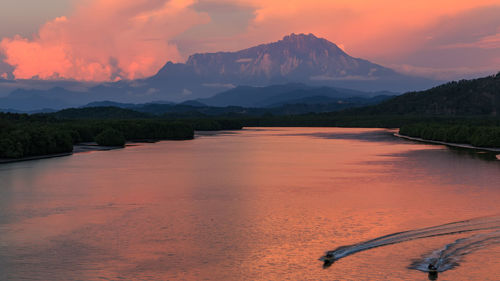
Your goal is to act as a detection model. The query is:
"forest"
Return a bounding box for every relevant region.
[399,122,500,148]
[0,113,194,158]
[0,109,251,159]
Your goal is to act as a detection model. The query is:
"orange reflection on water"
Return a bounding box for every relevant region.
[0,127,499,280]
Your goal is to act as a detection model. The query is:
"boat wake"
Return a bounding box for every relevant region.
[320,216,500,265]
[409,230,500,273]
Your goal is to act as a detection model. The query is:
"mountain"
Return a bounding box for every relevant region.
[0,87,76,111]
[198,83,395,107]
[353,73,500,116]
[0,33,440,111]
[147,33,437,99]
[198,83,311,107]
[50,106,152,119]
[58,85,393,117]
[178,100,207,107]
[156,33,394,83]
[84,101,138,109]
[46,94,392,119]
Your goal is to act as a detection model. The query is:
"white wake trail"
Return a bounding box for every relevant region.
[320,216,500,264]
[409,230,500,272]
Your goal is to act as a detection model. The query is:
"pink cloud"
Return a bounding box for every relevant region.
[0,0,208,81]
[1,0,499,82]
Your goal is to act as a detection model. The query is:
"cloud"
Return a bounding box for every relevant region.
[0,0,208,81]
[383,6,500,79]
[176,0,500,79]
[391,64,499,81]
[227,0,500,55]
[1,0,499,82]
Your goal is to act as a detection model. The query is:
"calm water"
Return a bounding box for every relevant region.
[0,127,499,280]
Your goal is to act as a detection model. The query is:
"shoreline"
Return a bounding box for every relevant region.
[394,133,500,153]
[0,137,192,165]
[0,143,125,164]
[0,152,74,164]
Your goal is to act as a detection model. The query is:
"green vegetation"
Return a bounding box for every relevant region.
[64,120,195,142]
[191,118,243,131]
[0,108,247,159]
[352,72,500,116]
[0,123,73,158]
[95,128,126,147]
[400,122,500,148]
[0,112,195,159]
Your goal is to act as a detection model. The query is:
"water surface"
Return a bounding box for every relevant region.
[1,128,499,280]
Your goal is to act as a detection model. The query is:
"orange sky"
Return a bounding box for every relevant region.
[1,0,499,81]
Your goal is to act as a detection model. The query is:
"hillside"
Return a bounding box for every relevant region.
[354,73,500,116]
[50,107,152,119]
[197,83,393,107]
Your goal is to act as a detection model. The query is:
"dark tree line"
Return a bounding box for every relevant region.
[0,123,73,158]
[399,123,500,148]
[0,109,249,159]
[0,113,195,159]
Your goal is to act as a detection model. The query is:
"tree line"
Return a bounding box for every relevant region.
[0,111,247,159]
[0,113,194,159]
[399,122,500,148]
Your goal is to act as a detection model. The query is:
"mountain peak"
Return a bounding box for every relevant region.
[273,33,345,56]
[282,33,318,42]
[151,33,438,98]
[162,32,396,88]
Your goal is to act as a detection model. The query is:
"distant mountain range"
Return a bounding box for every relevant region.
[46,95,393,119]
[21,72,500,120]
[0,33,441,111]
[198,83,394,107]
[70,84,394,117]
[0,83,395,113]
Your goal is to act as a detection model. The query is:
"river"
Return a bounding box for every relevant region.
[1,128,499,280]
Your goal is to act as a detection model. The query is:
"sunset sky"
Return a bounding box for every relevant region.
[1,0,499,81]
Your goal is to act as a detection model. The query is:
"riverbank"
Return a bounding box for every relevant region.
[0,143,125,164]
[0,133,219,164]
[395,133,500,153]
[73,143,125,153]
[0,152,74,164]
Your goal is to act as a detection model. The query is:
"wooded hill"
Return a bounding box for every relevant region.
[354,72,500,116]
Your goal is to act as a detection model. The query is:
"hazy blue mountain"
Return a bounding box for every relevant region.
[83,101,138,109]
[198,83,311,107]
[179,100,207,107]
[265,94,393,108]
[50,106,152,119]
[0,108,57,114]
[198,83,395,107]
[66,92,392,117]
[148,33,438,98]
[0,88,76,111]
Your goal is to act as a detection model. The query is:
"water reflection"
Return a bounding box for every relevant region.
[0,127,499,280]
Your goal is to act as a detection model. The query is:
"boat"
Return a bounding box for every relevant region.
[322,253,336,268]
[427,263,438,273]
[427,264,438,280]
